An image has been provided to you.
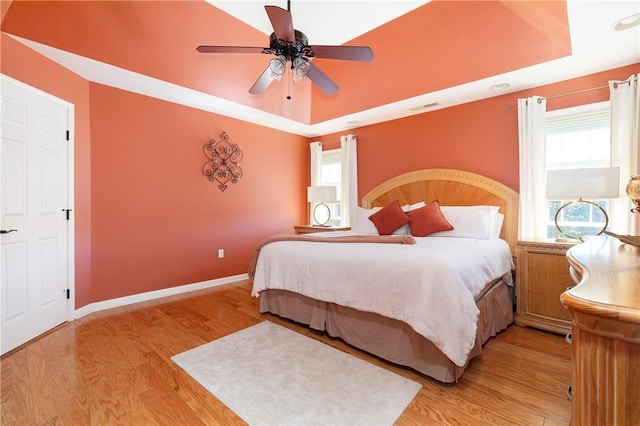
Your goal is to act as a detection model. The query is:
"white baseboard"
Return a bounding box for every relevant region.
[74,273,249,319]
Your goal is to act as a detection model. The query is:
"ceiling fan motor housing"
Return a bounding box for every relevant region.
[266,30,313,60]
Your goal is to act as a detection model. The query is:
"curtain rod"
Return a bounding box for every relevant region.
[506,79,632,110]
[536,84,608,103]
[536,80,632,103]
[315,136,358,144]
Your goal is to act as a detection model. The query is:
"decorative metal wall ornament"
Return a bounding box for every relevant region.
[202,131,243,191]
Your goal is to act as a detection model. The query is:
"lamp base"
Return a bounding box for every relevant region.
[554,199,609,240]
[312,202,331,226]
[555,237,582,243]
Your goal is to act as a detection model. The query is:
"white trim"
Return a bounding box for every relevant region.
[323,148,341,156]
[65,90,75,323]
[74,274,249,319]
[546,100,610,118]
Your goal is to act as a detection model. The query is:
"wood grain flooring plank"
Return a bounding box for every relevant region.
[406,380,546,425]
[471,343,571,402]
[25,341,68,425]
[1,347,35,425]
[140,352,246,425]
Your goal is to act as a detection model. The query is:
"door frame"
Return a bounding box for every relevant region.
[1,74,75,323]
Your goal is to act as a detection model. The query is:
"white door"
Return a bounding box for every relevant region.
[1,76,72,355]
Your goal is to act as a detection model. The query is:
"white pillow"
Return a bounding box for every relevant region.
[395,201,426,235]
[403,201,426,211]
[491,213,505,239]
[351,206,382,234]
[429,205,500,239]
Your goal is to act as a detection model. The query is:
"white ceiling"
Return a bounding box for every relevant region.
[7,0,639,137]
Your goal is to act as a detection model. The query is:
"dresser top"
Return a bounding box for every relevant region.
[562,235,640,324]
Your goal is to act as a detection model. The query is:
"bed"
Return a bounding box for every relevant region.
[250,168,519,383]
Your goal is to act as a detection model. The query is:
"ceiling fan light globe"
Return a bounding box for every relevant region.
[292,57,310,82]
[293,70,307,82]
[269,56,287,76]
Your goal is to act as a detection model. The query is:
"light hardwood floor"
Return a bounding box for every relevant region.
[1,279,571,425]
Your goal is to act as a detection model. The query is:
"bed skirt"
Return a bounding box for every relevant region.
[258,278,514,383]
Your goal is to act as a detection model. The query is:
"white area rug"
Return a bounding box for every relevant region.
[171,321,422,425]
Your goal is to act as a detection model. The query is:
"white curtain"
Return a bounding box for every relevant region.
[517,96,548,239]
[609,73,640,235]
[340,134,358,227]
[309,141,323,224]
[310,141,323,186]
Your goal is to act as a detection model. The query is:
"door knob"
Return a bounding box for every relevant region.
[0,229,17,234]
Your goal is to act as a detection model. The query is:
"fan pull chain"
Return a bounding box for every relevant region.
[286,65,292,100]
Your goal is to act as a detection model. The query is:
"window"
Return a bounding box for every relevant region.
[319,149,342,226]
[545,101,611,239]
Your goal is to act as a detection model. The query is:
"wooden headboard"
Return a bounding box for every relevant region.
[361,169,519,253]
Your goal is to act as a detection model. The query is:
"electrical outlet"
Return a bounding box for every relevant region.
[218,249,224,258]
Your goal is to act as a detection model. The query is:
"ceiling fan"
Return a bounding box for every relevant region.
[196,1,374,95]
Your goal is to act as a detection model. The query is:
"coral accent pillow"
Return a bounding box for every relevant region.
[368,200,411,235]
[406,200,454,237]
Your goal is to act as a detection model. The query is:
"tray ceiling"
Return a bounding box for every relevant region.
[2,1,639,136]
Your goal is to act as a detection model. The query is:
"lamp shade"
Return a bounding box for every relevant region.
[546,167,620,199]
[307,186,338,203]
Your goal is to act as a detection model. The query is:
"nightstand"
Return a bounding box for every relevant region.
[294,225,350,234]
[514,240,576,334]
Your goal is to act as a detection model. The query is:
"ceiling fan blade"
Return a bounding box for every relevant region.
[309,45,374,62]
[197,46,265,54]
[249,64,277,94]
[305,62,339,95]
[265,5,295,43]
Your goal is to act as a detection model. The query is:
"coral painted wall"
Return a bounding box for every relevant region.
[316,64,640,199]
[88,84,308,302]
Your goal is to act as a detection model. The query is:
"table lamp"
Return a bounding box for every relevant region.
[307,186,338,226]
[546,167,619,240]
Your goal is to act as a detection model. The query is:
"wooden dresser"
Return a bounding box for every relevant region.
[560,236,640,426]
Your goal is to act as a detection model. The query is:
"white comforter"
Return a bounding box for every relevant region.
[251,231,514,366]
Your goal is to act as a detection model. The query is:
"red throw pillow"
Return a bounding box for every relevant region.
[368,200,411,235]
[406,200,454,237]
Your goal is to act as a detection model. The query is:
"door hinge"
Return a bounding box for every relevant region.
[62,209,72,220]
[66,289,70,299]
[66,130,70,141]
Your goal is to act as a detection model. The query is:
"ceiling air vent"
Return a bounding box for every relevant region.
[409,102,439,112]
